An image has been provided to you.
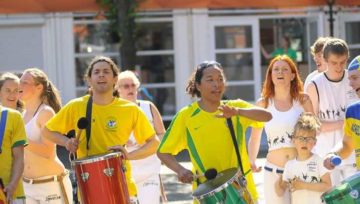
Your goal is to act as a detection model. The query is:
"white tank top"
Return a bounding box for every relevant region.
[265,99,304,151]
[312,71,357,163]
[24,104,47,142]
[128,100,161,183]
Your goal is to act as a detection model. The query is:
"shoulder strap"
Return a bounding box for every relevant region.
[226,117,244,175]
[312,80,320,103]
[0,110,8,154]
[86,96,93,150]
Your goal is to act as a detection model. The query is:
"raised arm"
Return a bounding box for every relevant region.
[217,104,272,122]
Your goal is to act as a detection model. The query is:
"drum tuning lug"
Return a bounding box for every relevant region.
[350,189,359,199]
[103,168,114,177]
[81,172,89,182]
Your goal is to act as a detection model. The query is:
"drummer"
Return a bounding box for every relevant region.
[42,56,159,203]
[157,61,272,202]
[324,55,360,171]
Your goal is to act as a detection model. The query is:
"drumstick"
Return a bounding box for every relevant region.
[193,168,217,180]
[76,117,89,140]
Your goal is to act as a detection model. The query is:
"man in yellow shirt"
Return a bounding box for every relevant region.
[157,61,272,203]
[43,56,159,203]
[0,107,27,204]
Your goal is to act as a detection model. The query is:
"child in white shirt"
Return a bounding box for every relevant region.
[275,112,332,204]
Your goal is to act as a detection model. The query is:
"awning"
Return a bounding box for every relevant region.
[0,0,357,14]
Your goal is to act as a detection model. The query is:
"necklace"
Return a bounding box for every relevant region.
[33,102,43,117]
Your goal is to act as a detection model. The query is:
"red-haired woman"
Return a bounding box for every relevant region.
[248,55,313,203]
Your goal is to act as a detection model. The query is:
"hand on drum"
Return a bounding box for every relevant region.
[108,145,129,159]
[216,105,238,118]
[177,168,194,184]
[65,138,79,153]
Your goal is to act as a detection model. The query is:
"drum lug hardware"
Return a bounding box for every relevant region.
[350,189,359,199]
[81,172,89,182]
[104,167,114,177]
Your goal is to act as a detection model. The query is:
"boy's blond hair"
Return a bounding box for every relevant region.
[293,112,321,136]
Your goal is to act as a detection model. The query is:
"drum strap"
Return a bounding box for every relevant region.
[226,117,245,175]
[0,110,8,154]
[86,96,93,150]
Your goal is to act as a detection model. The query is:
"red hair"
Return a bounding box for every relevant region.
[261,55,304,108]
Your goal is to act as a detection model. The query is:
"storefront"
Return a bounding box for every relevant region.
[0,1,358,121]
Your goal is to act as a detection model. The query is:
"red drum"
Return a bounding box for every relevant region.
[71,152,130,204]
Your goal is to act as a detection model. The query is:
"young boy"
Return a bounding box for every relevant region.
[275,113,331,204]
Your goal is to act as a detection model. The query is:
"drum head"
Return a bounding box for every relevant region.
[192,168,239,198]
[71,152,122,165]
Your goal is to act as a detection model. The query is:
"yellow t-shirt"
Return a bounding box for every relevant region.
[158,100,264,201]
[0,107,27,199]
[46,95,155,196]
[344,101,360,170]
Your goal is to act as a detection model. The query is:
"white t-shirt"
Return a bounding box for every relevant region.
[310,72,357,165]
[283,154,329,204]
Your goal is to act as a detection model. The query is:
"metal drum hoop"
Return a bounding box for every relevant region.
[194,168,242,200]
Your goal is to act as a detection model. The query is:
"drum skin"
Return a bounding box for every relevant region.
[192,168,253,204]
[72,152,130,204]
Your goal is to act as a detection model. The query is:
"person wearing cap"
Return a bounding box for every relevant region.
[324,55,360,171]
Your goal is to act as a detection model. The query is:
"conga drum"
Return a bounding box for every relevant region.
[322,171,360,204]
[71,152,130,204]
[192,168,253,204]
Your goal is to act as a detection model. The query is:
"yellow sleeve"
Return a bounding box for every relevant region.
[133,107,156,144]
[344,118,353,138]
[157,111,187,155]
[11,111,27,147]
[46,102,76,135]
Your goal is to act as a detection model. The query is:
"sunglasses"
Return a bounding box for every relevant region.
[120,83,137,89]
[293,136,316,143]
[197,61,222,70]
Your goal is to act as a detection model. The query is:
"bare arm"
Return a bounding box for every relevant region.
[261,45,271,59]
[109,135,159,160]
[248,127,263,172]
[247,99,266,172]
[217,104,272,122]
[42,127,78,153]
[157,152,193,183]
[275,175,288,196]
[4,145,24,202]
[324,135,354,170]
[127,135,159,160]
[307,83,343,132]
[291,173,331,192]
[300,93,314,113]
[150,102,166,140]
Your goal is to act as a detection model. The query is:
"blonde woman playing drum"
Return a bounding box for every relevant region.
[19,68,72,204]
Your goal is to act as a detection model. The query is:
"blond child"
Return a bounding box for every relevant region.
[275,112,331,204]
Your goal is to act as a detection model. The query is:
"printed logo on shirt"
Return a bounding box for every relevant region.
[106,117,118,131]
[45,194,61,201]
[352,123,360,136]
[307,161,317,172]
